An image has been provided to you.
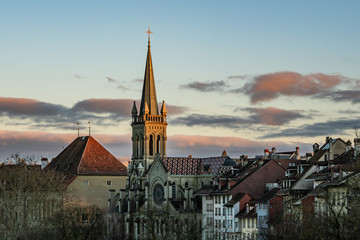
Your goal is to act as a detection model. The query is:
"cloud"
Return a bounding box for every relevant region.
[241,72,344,104]
[167,135,311,158]
[228,75,249,80]
[242,107,306,126]
[179,80,227,92]
[171,107,304,128]
[0,129,131,160]
[0,129,311,161]
[71,98,134,117]
[0,97,67,116]
[106,76,117,83]
[117,85,130,91]
[133,78,143,83]
[73,74,85,79]
[314,90,360,104]
[0,97,188,131]
[263,118,360,138]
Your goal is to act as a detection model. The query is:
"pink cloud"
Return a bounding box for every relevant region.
[246,107,305,126]
[167,135,311,158]
[244,72,343,104]
[0,129,312,161]
[0,97,65,115]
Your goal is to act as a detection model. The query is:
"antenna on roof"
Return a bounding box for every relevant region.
[88,121,91,136]
[77,122,80,137]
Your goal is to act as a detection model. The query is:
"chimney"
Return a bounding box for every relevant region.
[354,138,360,158]
[346,140,352,152]
[271,147,276,154]
[296,147,300,159]
[329,138,334,160]
[188,155,192,159]
[264,149,269,157]
[313,143,319,154]
[41,158,49,169]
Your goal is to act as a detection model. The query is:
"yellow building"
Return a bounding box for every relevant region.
[47,136,127,209]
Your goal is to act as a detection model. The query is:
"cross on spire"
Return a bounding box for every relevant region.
[145,27,153,45]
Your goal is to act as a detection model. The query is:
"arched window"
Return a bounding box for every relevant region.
[149,135,154,156]
[156,135,161,154]
[185,182,189,189]
[136,135,139,157]
[141,136,144,156]
[172,182,176,199]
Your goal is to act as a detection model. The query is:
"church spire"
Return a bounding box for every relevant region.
[140,27,159,116]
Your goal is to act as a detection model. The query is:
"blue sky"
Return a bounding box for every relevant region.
[0,1,359,160]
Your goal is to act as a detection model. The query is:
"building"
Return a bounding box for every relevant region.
[114,33,237,239]
[46,136,127,209]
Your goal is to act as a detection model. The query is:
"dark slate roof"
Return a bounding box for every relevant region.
[255,188,280,203]
[46,136,127,183]
[224,192,248,207]
[160,156,235,175]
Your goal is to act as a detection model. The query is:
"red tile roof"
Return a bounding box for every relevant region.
[46,136,127,183]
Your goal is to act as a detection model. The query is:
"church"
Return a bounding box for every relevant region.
[114,30,236,239]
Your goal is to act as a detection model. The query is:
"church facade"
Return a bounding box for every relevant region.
[114,33,236,239]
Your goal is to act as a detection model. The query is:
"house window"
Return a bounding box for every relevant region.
[172,182,176,199]
[107,181,112,186]
[84,180,89,186]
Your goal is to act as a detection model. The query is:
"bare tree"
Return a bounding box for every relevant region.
[136,204,204,240]
[0,164,66,240]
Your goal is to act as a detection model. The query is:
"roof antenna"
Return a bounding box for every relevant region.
[77,122,80,137]
[88,121,91,136]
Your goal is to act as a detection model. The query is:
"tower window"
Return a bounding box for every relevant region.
[136,135,139,157]
[141,136,144,156]
[156,135,161,154]
[149,135,154,156]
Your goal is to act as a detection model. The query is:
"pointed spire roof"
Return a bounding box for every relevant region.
[131,101,138,115]
[160,100,167,115]
[140,30,159,116]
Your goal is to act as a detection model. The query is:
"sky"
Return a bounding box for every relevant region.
[0,1,360,161]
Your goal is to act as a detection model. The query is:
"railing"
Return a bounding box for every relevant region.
[133,114,166,123]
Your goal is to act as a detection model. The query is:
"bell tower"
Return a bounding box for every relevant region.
[130,28,168,171]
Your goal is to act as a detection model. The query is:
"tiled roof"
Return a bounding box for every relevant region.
[224,192,248,207]
[46,136,127,183]
[255,188,280,203]
[160,156,235,175]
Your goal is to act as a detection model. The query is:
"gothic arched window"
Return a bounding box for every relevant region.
[156,135,161,154]
[141,135,144,156]
[185,182,189,189]
[149,135,154,156]
[136,135,139,157]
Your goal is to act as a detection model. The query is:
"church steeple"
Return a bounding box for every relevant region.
[131,28,167,170]
[140,28,158,116]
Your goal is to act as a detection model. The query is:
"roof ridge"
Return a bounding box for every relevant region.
[77,136,90,174]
